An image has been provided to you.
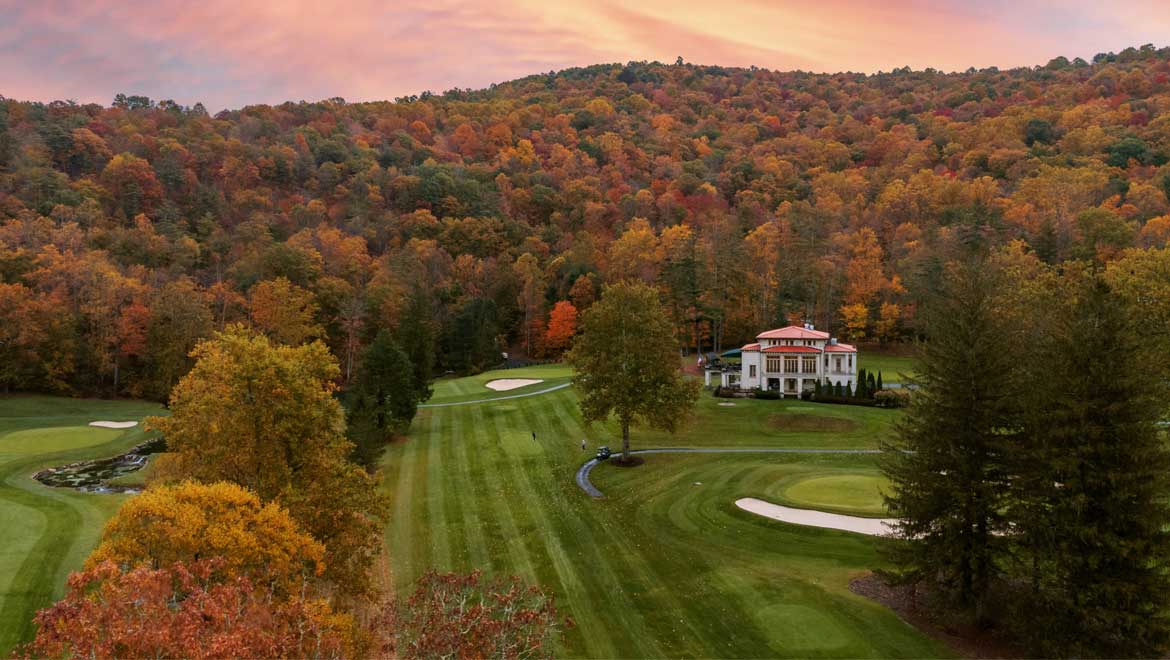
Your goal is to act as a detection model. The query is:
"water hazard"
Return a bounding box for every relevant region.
[33,438,165,493]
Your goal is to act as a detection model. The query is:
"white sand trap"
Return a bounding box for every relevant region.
[736,497,898,536]
[89,421,138,429]
[485,378,543,392]
[718,402,737,407]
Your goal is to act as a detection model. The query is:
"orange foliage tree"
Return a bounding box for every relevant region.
[542,300,578,356]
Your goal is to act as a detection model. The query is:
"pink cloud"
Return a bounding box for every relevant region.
[1,0,1168,111]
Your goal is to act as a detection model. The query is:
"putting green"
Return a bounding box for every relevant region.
[782,474,889,517]
[0,426,122,456]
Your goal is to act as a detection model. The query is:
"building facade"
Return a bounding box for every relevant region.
[706,324,857,396]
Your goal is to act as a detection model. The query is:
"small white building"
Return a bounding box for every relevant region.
[705,324,857,397]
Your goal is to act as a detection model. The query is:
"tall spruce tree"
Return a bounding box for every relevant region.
[882,261,1021,624]
[1009,275,1170,657]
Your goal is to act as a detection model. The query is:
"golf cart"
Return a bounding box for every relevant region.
[595,445,612,461]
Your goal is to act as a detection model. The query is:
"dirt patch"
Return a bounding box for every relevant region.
[610,455,645,468]
[767,413,860,433]
[849,574,1024,659]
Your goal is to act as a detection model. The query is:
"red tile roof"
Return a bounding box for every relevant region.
[823,342,857,353]
[741,342,760,351]
[756,325,830,340]
[762,345,821,354]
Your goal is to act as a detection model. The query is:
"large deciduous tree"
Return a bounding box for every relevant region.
[147,326,385,599]
[566,281,700,462]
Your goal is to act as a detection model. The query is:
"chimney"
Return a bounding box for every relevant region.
[830,338,838,345]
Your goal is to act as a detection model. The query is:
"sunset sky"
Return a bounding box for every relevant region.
[3,0,1169,111]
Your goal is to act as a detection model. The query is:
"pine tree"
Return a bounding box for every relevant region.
[834,381,843,397]
[1009,275,1170,657]
[844,382,853,397]
[866,371,876,398]
[876,371,883,391]
[882,261,1021,625]
[856,368,867,397]
[814,380,822,398]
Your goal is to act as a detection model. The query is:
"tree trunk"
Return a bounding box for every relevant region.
[621,419,630,463]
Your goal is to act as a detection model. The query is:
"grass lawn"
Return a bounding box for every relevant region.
[857,352,916,383]
[0,395,164,654]
[778,473,891,518]
[381,379,946,657]
[427,364,573,405]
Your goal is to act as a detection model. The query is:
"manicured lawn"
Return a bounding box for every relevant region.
[427,364,573,405]
[380,380,946,657]
[0,395,164,654]
[857,352,916,383]
[779,473,891,518]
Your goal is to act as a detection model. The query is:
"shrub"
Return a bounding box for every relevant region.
[753,388,781,400]
[874,388,911,408]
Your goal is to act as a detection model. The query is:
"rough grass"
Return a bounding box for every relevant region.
[0,395,164,654]
[381,382,948,657]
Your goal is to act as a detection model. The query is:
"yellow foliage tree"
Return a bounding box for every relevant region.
[87,481,324,594]
[147,325,386,599]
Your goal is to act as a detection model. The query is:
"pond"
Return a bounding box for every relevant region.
[33,437,165,493]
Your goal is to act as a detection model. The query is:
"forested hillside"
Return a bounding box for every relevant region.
[3,45,1170,397]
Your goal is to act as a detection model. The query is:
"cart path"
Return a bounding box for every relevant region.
[575,447,882,498]
[420,382,572,408]
[735,498,898,536]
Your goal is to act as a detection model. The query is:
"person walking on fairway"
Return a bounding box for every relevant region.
[581,439,586,451]
[532,431,536,443]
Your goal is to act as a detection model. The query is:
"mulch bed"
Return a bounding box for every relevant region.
[849,573,1024,659]
[609,455,645,468]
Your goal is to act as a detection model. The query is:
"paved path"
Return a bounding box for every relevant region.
[575,446,882,498]
[735,497,897,536]
[420,382,572,408]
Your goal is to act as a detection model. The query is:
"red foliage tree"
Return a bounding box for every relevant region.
[381,570,570,659]
[23,560,352,660]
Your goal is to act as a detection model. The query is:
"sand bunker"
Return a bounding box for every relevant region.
[485,378,544,392]
[735,497,897,536]
[89,421,139,429]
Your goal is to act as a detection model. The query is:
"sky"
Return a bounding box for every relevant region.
[2,0,1170,112]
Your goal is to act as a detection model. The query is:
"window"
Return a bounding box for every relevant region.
[848,355,853,369]
[784,356,798,372]
[802,356,816,373]
[834,357,843,372]
[749,365,756,378]
[766,356,781,372]
[824,355,829,367]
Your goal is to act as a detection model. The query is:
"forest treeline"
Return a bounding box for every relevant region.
[3,45,1170,398]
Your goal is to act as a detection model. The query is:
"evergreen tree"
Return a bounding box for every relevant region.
[844,382,853,397]
[1009,275,1170,657]
[834,381,843,397]
[394,284,435,403]
[866,371,876,397]
[856,368,867,397]
[882,261,1021,624]
[348,330,423,469]
[814,380,822,398]
[876,371,883,391]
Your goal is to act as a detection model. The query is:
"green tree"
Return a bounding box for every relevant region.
[348,330,424,469]
[882,261,1021,624]
[444,297,501,374]
[1008,275,1170,657]
[147,325,386,599]
[566,282,700,462]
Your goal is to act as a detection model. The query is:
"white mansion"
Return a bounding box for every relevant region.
[704,324,858,396]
